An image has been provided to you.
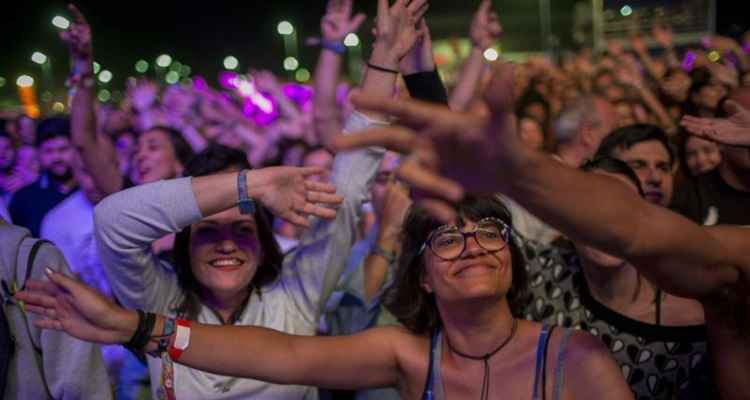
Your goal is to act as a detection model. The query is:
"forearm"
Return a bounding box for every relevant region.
[449,47,487,111]
[313,48,344,149]
[635,51,663,80]
[635,85,676,132]
[500,146,737,298]
[363,230,399,302]
[70,61,123,195]
[359,44,400,119]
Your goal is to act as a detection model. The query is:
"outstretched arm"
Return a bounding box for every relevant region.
[332,64,748,301]
[63,5,123,195]
[18,270,403,391]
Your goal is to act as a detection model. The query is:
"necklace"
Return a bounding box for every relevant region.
[445,318,519,400]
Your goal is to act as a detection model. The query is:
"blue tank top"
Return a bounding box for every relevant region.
[421,324,573,400]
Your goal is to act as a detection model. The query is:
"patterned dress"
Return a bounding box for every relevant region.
[522,243,717,400]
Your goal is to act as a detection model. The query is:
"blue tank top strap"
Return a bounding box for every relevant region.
[531,324,552,400]
[552,328,574,400]
[422,327,443,400]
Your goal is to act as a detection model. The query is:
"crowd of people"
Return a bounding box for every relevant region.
[2,0,749,399]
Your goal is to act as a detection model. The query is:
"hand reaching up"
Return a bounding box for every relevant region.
[321,0,366,43]
[60,4,93,63]
[681,100,750,147]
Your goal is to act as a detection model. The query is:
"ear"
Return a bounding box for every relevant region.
[420,272,434,294]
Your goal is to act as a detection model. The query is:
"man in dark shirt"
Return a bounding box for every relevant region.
[8,117,77,236]
[671,90,750,226]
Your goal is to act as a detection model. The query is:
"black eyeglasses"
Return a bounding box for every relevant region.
[418,217,512,261]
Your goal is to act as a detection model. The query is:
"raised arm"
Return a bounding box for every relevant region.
[94,167,341,310]
[449,0,501,111]
[312,0,366,150]
[63,5,123,195]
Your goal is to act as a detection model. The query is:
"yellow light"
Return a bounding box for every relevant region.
[707,51,720,63]
[295,68,311,82]
[52,102,65,113]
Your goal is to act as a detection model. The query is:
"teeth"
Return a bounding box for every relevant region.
[211,259,242,267]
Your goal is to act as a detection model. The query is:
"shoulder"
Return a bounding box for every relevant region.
[557,329,622,385]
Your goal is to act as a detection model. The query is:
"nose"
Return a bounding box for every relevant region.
[215,238,238,254]
[645,167,662,186]
[462,233,486,258]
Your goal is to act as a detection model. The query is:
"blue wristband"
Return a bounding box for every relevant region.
[237,170,256,215]
[321,39,346,55]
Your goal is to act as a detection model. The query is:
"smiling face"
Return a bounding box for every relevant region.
[684,135,721,176]
[189,207,262,300]
[420,219,513,304]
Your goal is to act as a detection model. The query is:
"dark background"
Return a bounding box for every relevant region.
[0,1,746,105]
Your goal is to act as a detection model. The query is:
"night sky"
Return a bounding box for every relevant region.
[0,1,746,105]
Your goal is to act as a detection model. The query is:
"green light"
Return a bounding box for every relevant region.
[620,5,633,16]
[156,54,172,68]
[98,70,113,83]
[31,52,48,65]
[295,68,311,82]
[93,62,101,74]
[16,75,34,87]
[135,60,149,73]
[170,61,182,71]
[52,16,70,29]
[0,77,6,88]
[344,33,360,47]
[179,65,191,77]
[165,71,180,84]
[97,89,111,102]
[277,21,294,35]
[41,91,53,102]
[223,56,239,70]
[283,56,299,71]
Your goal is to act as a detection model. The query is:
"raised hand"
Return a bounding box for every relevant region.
[15,270,137,345]
[332,62,521,201]
[399,19,435,75]
[321,0,366,43]
[470,0,503,50]
[246,166,344,227]
[377,179,413,236]
[681,100,750,147]
[60,4,92,63]
[373,0,426,65]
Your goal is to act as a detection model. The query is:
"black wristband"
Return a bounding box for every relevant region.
[367,62,399,74]
[403,70,449,105]
[125,310,156,352]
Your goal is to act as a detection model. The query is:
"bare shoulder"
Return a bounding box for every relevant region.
[557,330,633,400]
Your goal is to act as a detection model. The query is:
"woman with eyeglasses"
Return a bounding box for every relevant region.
[18,195,631,400]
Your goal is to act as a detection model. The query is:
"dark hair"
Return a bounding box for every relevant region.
[172,144,283,319]
[595,123,675,165]
[581,157,644,197]
[35,116,71,147]
[384,195,529,335]
[142,125,195,167]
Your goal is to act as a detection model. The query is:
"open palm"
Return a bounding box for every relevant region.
[681,100,750,146]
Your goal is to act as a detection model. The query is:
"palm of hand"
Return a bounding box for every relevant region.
[252,167,309,221]
[377,3,418,60]
[322,12,352,42]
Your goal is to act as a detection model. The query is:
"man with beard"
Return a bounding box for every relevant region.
[9,117,77,237]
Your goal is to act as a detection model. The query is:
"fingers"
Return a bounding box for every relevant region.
[284,212,312,228]
[304,179,338,194]
[301,202,338,219]
[350,13,367,32]
[418,198,458,224]
[478,0,492,15]
[332,125,420,154]
[377,0,390,17]
[398,161,465,202]
[409,0,429,21]
[350,93,445,128]
[34,319,64,331]
[45,268,83,295]
[306,190,344,206]
[14,290,59,309]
